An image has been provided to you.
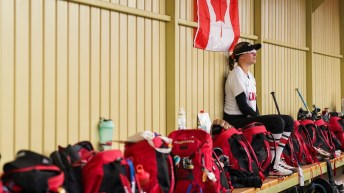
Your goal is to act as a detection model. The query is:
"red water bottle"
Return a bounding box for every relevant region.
[136,165,150,189]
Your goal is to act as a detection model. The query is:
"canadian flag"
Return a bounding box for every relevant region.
[194,0,240,52]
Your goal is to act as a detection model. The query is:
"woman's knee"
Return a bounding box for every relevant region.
[261,115,285,133]
[281,115,294,132]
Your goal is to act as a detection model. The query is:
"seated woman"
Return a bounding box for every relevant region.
[223,41,296,176]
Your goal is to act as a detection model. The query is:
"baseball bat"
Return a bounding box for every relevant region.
[295,88,310,112]
[270,91,281,115]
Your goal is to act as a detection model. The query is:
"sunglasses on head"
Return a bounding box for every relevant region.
[236,50,256,55]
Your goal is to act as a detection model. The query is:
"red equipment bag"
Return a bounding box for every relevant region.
[0,180,10,193]
[283,120,314,166]
[211,119,263,188]
[168,129,231,193]
[314,119,340,156]
[237,122,273,178]
[50,140,95,193]
[1,150,64,193]
[0,181,3,193]
[82,149,141,193]
[299,119,332,160]
[329,116,344,151]
[124,131,175,193]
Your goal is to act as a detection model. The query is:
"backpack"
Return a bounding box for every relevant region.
[329,116,344,151]
[82,149,142,193]
[168,129,231,193]
[0,153,2,193]
[0,180,8,193]
[237,122,273,178]
[282,132,299,167]
[124,131,175,193]
[1,150,64,193]
[50,141,95,193]
[283,121,314,166]
[211,120,263,188]
[299,119,332,160]
[314,119,341,157]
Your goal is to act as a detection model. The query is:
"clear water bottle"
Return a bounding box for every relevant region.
[197,110,211,133]
[177,107,186,130]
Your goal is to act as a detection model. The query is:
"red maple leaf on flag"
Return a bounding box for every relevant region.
[194,0,240,51]
[210,0,228,22]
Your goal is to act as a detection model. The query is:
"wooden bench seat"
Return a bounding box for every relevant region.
[232,154,344,193]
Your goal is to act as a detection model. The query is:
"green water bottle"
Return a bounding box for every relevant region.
[98,117,114,151]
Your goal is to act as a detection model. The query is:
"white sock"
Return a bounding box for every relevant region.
[270,133,282,164]
[274,132,291,167]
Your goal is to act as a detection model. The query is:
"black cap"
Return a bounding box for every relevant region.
[233,42,261,56]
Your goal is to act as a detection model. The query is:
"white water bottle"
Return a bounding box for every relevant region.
[177,107,186,130]
[197,110,211,133]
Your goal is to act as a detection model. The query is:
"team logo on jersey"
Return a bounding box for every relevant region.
[248,92,256,101]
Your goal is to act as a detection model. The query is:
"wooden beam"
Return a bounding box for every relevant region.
[263,38,309,52]
[165,0,179,134]
[306,0,314,111]
[341,0,344,106]
[254,0,263,112]
[66,0,171,22]
[312,0,326,12]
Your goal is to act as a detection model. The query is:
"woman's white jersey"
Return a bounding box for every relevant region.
[224,65,257,115]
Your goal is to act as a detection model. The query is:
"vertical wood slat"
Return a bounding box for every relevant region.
[100,9,110,119]
[127,13,137,136]
[136,16,144,134]
[119,12,128,149]
[217,52,225,119]
[159,21,166,134]
[186,28,192,128]
[208,52,215,119]
[144,16,152,131]
[197,50,203,117]
[179,26,186,123]
[79,5,90,141]
[203,50,209,117]
[191,45,197,126]
[43,0,56,153]
[30,0,43,152]
[90,7,100,147]
[110,9,120,148]
[151,0,160,132]
[16,0,30,151]
[0,0,15,160]
[68,2,79,144]
[56,0,68,146]
[152,19,160,133]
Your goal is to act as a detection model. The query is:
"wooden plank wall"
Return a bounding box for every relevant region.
[0,0,167,166]
[312,0,341,111]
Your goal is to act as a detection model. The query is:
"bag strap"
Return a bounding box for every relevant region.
[167,155,175,193]
[187,184,202,193]
[238,122,267,143]
[127,159,138,193]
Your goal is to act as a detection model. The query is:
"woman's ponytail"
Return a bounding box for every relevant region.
[228,54,235,71]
